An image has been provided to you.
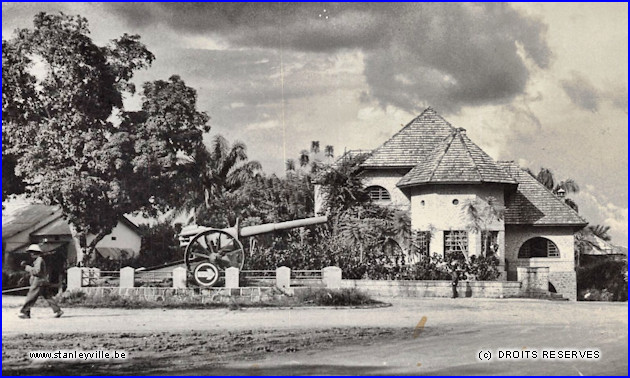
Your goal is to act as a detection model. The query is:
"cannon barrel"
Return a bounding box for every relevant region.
[178,215,328,246]
[239,215,328,238]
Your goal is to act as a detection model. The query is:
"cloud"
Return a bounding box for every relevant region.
[105,3,551,114]
[560,71,600,112]
[574,190,628,247]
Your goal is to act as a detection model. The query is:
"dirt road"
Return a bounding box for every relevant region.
[2,296,627,375]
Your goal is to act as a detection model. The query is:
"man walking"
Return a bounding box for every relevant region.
[19,244,63,319]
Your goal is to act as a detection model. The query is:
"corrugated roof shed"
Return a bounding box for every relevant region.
[397,129,517,187]
[2,204,61,239]
[361,107,454,168]
[498,161,587,226]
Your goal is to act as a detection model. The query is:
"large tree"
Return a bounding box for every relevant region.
[2,13,209,263]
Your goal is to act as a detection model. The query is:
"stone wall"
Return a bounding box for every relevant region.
[74,286,283,303]
[548,271,577,301]
[340,279,522,298]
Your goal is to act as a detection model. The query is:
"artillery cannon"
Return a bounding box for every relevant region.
[178,216,328,286]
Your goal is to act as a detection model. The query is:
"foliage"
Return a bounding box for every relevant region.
[175,134,261,226]
[2,269,30,290]
[577,260,627,301]
[296,288,378,306]
[315,152,371,213]
[58,288,378,308]
[2,13,208,263]
[533,167,580,212]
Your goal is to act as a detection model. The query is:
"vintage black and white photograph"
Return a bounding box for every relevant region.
[2,2,628,376]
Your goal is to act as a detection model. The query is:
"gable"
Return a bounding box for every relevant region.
[498,161,587,227]
[361,107,455,168]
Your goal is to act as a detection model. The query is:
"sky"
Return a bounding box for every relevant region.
[2,3,628,246]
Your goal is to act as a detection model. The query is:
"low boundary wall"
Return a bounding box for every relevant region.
[340,279,522,298]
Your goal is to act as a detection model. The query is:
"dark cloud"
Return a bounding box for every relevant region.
[105,3,551,113]
[560,72,600,112]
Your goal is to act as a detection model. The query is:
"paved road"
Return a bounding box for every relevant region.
[3,296,627,375]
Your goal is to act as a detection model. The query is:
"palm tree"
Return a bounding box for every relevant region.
[536,168,555,191]
[533,167,580,211]
[286,159,296,172]
[588,224,611,241]
[311,141,320,154]
[175,134,261,223]
[299,149,310,167]
[325,145,334,159]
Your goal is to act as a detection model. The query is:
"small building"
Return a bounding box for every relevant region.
[580,235,628,265]
[2,203,142,267]
[315,107,587,300]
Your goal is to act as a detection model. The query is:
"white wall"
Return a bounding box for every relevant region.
[408,184,506,258]
[504,225,576,275]
[86,220,142,257]
[360,169,411,211]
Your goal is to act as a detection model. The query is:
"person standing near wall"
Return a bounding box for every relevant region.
[19,244,63,319]
[450,261,460,299]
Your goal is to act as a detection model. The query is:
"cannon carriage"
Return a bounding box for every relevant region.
[178,216,328,286]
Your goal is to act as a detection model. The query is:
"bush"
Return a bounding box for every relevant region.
[2,270,30,290]
[296,288,378,306]
[577,260,628,301]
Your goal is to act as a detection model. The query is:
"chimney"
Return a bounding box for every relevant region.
[556,188,566,199]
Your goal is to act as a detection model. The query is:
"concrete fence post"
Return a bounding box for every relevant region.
[67,267,82,289]
[120,266,135,288]
[276,266,291,289]
[225,267,240,288]
[322,266,342,289]
[172,267,187,289]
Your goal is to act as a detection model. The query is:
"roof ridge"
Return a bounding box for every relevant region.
[427,132,455,182]
[458,130,484,182]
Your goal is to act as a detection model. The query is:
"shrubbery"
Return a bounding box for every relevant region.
[577,259,627,301]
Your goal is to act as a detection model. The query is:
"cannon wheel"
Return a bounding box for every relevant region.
[184,229,245,287]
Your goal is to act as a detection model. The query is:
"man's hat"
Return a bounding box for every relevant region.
[26,244,43,254]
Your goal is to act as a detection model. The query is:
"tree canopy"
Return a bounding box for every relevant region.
[2,13,209,260]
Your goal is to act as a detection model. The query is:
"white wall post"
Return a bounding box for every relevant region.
[322,266,342,289]
[67,267,82,289]
[225,267,240,288]
[276,266,291,289]
[120,266,135,288]
[172,267,187,289]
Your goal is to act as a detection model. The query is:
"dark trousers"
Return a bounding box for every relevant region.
[451,283,458,298]
[20,279,61,314]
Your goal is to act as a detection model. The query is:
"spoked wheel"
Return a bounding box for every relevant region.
[184,229,245,287]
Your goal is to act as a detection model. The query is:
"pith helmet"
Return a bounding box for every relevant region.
[26,244,43,254]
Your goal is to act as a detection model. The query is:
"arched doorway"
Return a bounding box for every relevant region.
[518,237,560,258]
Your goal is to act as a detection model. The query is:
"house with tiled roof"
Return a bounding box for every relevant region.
[2,203,142,267]
[316,107,587,300]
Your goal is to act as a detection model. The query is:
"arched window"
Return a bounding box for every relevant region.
[518,237,560,258]
[366,185,391,202]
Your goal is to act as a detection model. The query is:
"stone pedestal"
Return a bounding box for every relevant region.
[172,267,187,289]
[225,267,240,288]
[276,266,291,289]
[517,266,549,295]
[67,267,82,289]
[322,266,342,289]
[120,266,135,288]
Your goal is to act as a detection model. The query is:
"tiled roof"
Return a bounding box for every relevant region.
[397,129,517,187]
[361,107,455,168]
[497,161,587,226]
